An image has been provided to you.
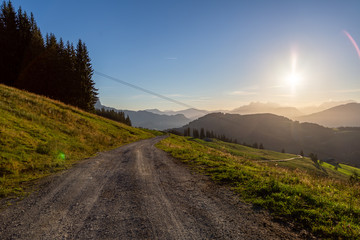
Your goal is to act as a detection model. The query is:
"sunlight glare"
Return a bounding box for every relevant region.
[286,72,301,88]
[283,51,302,94]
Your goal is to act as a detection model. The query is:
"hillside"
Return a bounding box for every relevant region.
[175,112,360,166]
[95,100,190,130]
[0,84,154,197]
[157,135,360,238]
[299,100,356,115]
[296,102,360,127]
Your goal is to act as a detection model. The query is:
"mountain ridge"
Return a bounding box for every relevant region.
[231,102,303,119]
[296,102,360,127]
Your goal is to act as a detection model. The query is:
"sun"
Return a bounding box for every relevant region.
[283,51,303,93]
[286,72,301,88]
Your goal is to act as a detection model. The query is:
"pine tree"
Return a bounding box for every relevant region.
[200,128,205,139]
[205,130,210,138]
[125,115,131,126]
[16,11,44,91]
[193,129,199,138]
[0,1,19,86]
[309,153,318,165]
[75,39,98,111]
[186,127,191,137]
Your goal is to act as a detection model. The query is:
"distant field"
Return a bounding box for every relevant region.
[338,163,360,176]
[0,84,154,199]
[157,135,360,239]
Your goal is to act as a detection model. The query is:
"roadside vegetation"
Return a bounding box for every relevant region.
[157,134,360,239]
[0,84,154,199]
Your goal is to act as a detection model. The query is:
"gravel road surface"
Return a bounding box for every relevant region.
[0,136,305,239]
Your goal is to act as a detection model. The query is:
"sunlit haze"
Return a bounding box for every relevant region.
[12,0,360,111]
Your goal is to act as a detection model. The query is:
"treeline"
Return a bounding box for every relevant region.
[170,127,265,149]
[0,1,97,111]
[95,108,132,126]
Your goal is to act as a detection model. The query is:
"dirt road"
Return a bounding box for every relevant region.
[0,136,305,239]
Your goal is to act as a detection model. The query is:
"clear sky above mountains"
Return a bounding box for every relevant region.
[11,0,360,110]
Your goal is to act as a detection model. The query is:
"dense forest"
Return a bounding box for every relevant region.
[0,1,97,111]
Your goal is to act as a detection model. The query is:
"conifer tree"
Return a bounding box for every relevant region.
[206,130,211,138]
[0,1,18,86]
[75,39,98,111]
[193,129,199,138]
[200,128,205,139]
[186,127,191,136]
[125,115,132,126]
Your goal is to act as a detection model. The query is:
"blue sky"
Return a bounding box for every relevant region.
[10,0,360,110]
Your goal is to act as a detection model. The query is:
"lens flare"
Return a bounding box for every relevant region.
[343,30,360,59]
[58,151,66,160]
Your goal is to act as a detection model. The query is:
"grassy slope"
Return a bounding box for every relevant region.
[0,84,154,198]
[157,135,360,239]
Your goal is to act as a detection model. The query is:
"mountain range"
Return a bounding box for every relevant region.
[145,108,209,120]
[230,101,360,128]
[96,100,360,130]
[95,100,190,130]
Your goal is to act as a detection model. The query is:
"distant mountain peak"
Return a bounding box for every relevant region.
[231,102,302,119]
